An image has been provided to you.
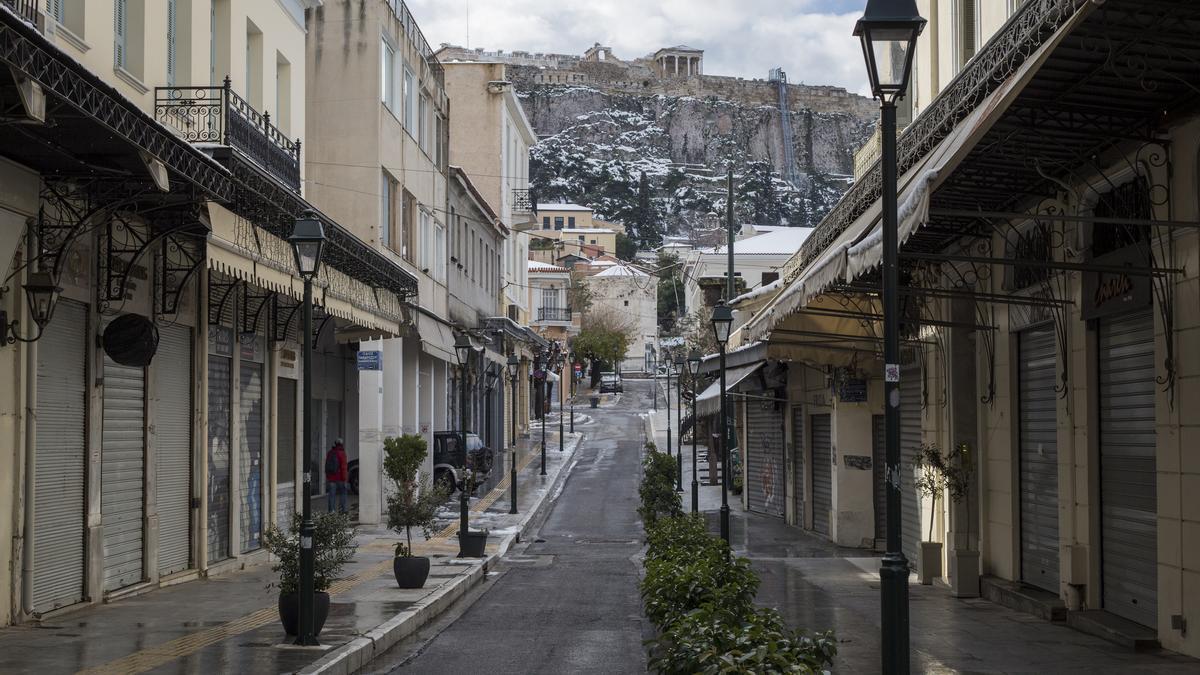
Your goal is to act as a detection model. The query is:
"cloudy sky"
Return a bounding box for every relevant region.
[406,0,872,96]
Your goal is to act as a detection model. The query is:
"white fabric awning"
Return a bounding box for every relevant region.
[696,362,764,418]
[419,313,457,363]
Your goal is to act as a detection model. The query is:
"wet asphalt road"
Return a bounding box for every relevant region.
[386,381,650,674]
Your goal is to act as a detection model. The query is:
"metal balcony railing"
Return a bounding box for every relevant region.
[2,0,38,24]
[154,77,301,191]
[512,188,537,214]
[537,307,572,322]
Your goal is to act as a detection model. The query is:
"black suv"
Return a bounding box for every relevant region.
[433,432,494,494]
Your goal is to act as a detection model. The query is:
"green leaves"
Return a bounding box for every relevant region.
[638,446,682,530]
[383,434,450,556]
[262,512,357,595]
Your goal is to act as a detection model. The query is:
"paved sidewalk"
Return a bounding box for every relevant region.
[0,425,583,675]
[646,386,1199,673]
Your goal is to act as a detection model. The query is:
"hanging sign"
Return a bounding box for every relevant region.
[1081,247,1152,321]
[838,378,868,403]
[357,350,383,371]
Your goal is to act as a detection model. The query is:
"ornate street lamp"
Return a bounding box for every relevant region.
[535,349,547,476]
[664,352,673,464]
[454,332,474,557]
[289,211,325,647]
[673,354,685,492]
[1,271,63,345]
[855,2,924,673]
[507,354,520,515]
[710,302,733,545]
[687,349,702,513]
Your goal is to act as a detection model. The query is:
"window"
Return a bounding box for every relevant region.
[401,189,416,261]
[419,210,434,272]
[245,19,263,108]
[956,0,979,69]
[554,217,564,230]
[115,0,146,76]
[276,53,291,133]
[542,287,559,310]
[623,300,629,307]
[1007,0,1024,15]
[381,39,396,109]
[419,94,430,154]
[434,222,446,282]
[166,0,178,84]
[380,171,393,249]
[543,216,550,230]
[403,68,415,130]
[568,216,576,227]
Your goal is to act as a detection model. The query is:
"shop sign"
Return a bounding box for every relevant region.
[208,324,233,357]
[240,334,264,362]
[1081,247,1152,321]
[279,347,298,378]
[837,378,868,403]
[357,350,383,371]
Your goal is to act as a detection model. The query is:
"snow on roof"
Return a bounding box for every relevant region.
[705,227,814,255]
[528,260,570,273]
[594,263,650,277]
[538,203,593,212]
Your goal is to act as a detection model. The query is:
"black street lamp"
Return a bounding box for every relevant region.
[569,352,576,434]
[454,332,474,557]
[651,351,658,411]
[1,271,64,345]
[710,302,733,545]
[288,211,325,647]
[687,349,701,513]
[556,349,565,453]
[507,354,520,515]
[536,349,547,476]
[673,354,685,492]
[855,2,924,673]
[664,353,673,462]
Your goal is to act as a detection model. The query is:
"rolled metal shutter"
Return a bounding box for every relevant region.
[1018,326,1059,592]
[810,413,832,537]
[239,363,264,553]
[900,362,922,567]
[276,377,296,525]
[873,415,886,543]
[1099,310,1157,628]
[206,354,232,564]
[33,299,88,612]
[745,397,785,518]
[155,324,192,576]
[102,349,147,592]
[791,405,804,528]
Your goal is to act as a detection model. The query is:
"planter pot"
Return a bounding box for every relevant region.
[950,549,981,598]
[393,556,431,589]
[589,396,600,408]
[918,541,943,585]
[278,591,331,636]
[458,529,489,558]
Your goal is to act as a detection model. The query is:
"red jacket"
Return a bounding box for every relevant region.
[326,444,348,482]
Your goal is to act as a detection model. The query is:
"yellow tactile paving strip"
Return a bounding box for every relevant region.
[75,437,563,675]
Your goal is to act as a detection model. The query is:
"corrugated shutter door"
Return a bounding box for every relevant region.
[33,300,88,612]
[745,398,785,518]
[873,415,886,542]
[1099,309,1157,628]
[102,349,146,592]
[276,377,297,525]
[1019,326,1059,592]
[207,355,232,564]
[811,413,832,537]
[156,324,192,576]
[900,362,922,567]
[791,406,804,528]
[239,363,264,553]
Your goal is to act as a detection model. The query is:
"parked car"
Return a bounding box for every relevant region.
[348,458,359,494]
[599,372,623,393]
[433,431,494,494]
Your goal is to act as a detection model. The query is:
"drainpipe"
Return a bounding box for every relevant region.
[20,227,37,617]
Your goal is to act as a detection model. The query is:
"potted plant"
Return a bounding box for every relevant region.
[945,442,979,597]
[262,511,357,637]
[914,443,949,585]
[385,434,450,588]
[458,457,490,557]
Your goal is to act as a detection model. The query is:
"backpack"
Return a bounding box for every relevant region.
[325,448,339,475]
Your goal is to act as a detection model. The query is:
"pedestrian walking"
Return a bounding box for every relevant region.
[325,438,349,513]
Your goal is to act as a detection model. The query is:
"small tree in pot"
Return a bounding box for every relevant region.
[263,511,357,636]
[385,434,449,588]
[914,443,949,585]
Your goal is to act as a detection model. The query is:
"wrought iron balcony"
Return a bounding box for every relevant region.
[537,307,572,323]
[154,77,301,191]
[512,188,537,214]
[2,0,38,24]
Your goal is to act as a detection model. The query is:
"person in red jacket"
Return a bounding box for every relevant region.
[325,439,349,514]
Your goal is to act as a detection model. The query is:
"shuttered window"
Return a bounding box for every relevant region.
[166,0,177,85]
[114,0,127,69]
[810,413,832,536]
[957,0,978,68]
[156,324,192,576]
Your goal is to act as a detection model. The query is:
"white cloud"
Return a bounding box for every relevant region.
[405,0,871,96]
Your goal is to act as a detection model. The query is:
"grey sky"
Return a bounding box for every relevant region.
[406,0,873,96]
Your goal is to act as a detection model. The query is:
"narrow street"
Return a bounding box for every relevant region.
[377,381,652,674]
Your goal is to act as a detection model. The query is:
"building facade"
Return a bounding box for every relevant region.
[588,263,657,373]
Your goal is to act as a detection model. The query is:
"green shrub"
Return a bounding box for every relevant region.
[645,512,714,563]
[262,512,357,595]
[639,446,681,529]
[641,542,758,630]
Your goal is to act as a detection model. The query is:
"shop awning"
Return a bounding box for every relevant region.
[419,313,457,363]
[696,362,764,418]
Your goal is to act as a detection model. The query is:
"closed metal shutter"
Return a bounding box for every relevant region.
[239,363,264,553]
[1018,326,1059,592]
[745,397,785,518]
[811,413,832,537]
[156,324,192,576]
[1099,310,1157,628]
[276,377,296,525]
[900,362,922,567]
[873,415,886,543]
[206,354,232,563]
[33,299,88,612]
[102,348,146,592]
[791,405,804,528]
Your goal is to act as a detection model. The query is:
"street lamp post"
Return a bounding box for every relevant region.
[854,2,924,672]
[711,303,733,545]
[673,354,685,492]
[570,354,576,434]
[665,355,673,459]
[288,211,326,647]
[687,349,701,513]
[507,354,520,515]
[454,333,474,557]
[535,350,547,476]
[557,350,565,453]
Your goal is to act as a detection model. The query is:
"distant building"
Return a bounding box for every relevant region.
[589,263,658,373]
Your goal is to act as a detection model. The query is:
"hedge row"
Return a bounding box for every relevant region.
[638,445,837,674]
